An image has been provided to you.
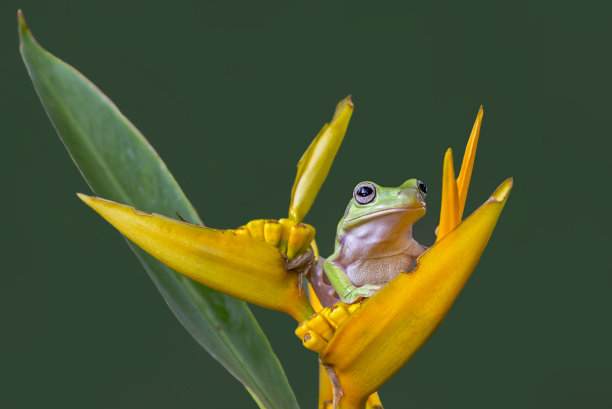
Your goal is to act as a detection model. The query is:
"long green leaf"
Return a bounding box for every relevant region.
[18,11,299,409]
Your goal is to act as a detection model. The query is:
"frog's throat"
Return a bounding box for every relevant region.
[344,206,425,223]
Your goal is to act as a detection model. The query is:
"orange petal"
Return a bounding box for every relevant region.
[457,106,483,219]
[437,148,460,241]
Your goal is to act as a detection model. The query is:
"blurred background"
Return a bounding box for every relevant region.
[2,1,611,408]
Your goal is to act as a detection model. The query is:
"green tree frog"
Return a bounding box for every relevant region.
[309,179,428,306]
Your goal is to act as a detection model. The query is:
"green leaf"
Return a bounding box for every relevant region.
[18,11,299,409]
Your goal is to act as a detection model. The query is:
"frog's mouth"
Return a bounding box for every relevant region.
[345,206,426,223]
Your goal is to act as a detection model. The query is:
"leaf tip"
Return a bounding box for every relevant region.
[17,10,30,41]
[18,9,42,55]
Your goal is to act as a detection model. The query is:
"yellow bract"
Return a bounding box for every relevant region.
[289,96,354,223]
[78,194,314,321]
[320,179,512,409]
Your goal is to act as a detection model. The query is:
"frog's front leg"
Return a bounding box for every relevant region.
[323,258,381,304]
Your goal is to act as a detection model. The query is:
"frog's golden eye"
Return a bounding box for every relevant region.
[354,182,376,205]
[418,180,427,196]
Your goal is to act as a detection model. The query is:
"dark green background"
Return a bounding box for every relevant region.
[2,1,611,408]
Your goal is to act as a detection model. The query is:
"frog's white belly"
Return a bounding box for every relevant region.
[346,252,417,287]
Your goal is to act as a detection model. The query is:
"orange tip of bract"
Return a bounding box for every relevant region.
[457,106,483,218]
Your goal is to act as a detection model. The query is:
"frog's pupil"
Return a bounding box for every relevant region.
[357,186,373,197]
[418,181,427,194]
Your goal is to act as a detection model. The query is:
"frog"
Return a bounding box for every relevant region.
[308,179,428,306]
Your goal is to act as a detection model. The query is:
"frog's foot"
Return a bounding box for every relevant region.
[285,249,315,273]
[342,284,382,304]
[284,249,316,295]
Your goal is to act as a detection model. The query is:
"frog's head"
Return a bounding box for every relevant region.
[342,179,427,230]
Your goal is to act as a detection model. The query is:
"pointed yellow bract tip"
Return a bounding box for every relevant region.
[76,192,92,204]
[366,393,383,409]
[492,177,513,202]
[289,96,354,223]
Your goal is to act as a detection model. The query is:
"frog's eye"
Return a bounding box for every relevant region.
[354,182,376,205]
[418,181,427,196]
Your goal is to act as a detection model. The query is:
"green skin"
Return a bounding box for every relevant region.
[321,179,428,304]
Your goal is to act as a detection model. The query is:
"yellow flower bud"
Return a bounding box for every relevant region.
[289,96,353,223]
[303,330,328,353]
[263,220,283,247]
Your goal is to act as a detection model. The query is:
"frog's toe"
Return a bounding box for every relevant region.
[353,284,382,299]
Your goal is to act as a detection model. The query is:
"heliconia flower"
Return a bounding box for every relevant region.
[78,95,509,409]
[296,107,512,409]
[77,97,353,322]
